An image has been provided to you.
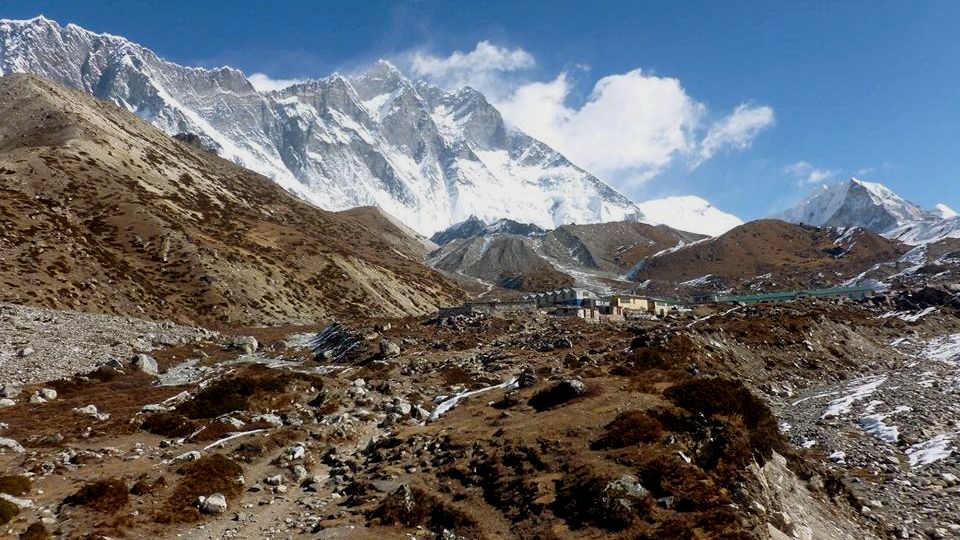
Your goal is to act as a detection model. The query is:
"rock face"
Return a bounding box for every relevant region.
[0,16,642,235]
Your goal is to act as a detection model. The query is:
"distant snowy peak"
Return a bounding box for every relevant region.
[935,203,958,219]
[0,16,643,235]
[778,178,958,245]
[635,196,743,237]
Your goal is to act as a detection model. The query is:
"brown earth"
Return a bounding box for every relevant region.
[632,219,909,294]
[0,74,463,327]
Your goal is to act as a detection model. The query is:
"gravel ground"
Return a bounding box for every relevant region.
[0,302,216,385]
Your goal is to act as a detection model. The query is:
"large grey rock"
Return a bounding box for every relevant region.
[0,385,21,399]
[230,336,259,355]
[0,437,25,453]
[131,353,159,375]
[200,493,228,514]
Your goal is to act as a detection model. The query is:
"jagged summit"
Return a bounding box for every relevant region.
[430,215,546,245]
[0,16,643,235]
[775,177,959,244]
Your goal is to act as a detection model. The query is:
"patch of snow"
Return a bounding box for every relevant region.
[821,376,887,419]
[428,378,519,422]
[906,435,955,467]
[922,334,960,366]
[678,274,713,287]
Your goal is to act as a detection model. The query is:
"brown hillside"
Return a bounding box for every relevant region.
[633,219,909,292]
[0,74,463,326]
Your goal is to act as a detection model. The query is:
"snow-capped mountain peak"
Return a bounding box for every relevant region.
[776,178,935,232]
[0,16,645,235]
[934,203,958,219]
[777,177,958,245]
[635,195,743,237]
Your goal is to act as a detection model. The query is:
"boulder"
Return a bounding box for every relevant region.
[379,339,401,358]
[230,336,259,354]
[131,353,159,375]
[518,366,538,388]
[0,385,21,399]
[0,437,25,453]
[16,347,34,358]
[200,492,228,514]
[0,399,14,408]
[39,388,57,400]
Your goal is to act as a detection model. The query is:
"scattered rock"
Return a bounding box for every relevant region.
[173,450,202,463]
[73,404,110,421]
[16,347,34,358]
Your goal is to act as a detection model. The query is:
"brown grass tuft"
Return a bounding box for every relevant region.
[64,479,130,512]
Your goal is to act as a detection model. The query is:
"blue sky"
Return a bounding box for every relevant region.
[4,0,960,219]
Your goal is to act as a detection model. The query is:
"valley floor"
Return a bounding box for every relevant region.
[0,291,956,539]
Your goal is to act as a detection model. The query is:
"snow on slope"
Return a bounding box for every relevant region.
[0,16,645,235]
[777,178,959,245]
[636,196,743,236]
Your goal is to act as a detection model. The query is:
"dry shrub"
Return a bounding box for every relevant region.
[368,486,478,535]
[156,453,243,523]
[664,377,783,461]
[64,479,130,512]
[528,380,596,411]
[19,522,50,540]
[591,410,664,449]
[633,450,729,511]
[441,366,476,386]
[610,347,670,376]
[177,368,322,419]
[141,412,198,437]
[0,498,18,525]
[552,463,645,531]
[0,475,31,496]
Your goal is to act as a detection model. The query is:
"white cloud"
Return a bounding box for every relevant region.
[697,104,775,165]
[499,69,707,184]
[407,43,774,187]
[785,161,837,184]
[247,73,305,92]
[409,41,534,98]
